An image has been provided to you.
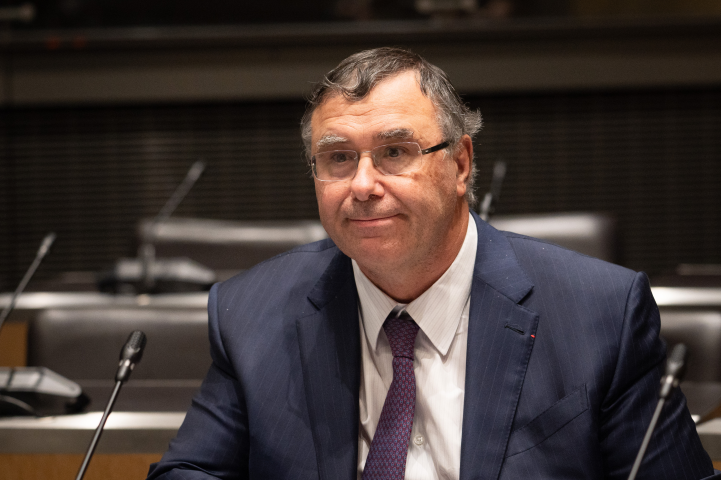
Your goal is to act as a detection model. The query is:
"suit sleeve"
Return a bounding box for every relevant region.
[146,283,249,480]
[600,272,714,480]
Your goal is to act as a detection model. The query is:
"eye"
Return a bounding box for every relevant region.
[387,147,402,157]
[329,152,350,163]
[381,145,410,158]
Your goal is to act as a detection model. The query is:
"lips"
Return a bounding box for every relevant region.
[349,215,397,222]
[342,201,403,225]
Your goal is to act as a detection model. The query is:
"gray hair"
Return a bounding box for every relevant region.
[301,47,483,205]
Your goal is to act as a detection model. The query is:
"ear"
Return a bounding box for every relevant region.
[454,134,473,198]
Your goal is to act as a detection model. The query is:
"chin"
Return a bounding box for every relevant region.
[346,240,404,268]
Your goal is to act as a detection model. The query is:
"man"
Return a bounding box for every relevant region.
[147,47,716,479]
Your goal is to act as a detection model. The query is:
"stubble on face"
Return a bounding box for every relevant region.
[311,72,468,300]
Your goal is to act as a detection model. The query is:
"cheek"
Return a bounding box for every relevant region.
[315,184,346,221]
[415,163,457,206]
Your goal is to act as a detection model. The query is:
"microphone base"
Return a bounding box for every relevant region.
[0,367,90,417]
[0,391,90,417]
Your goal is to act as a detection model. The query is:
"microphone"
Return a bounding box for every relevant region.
[98,160,212,294]
[0,232,56,333]
[627,343,688,480]
[146,159,206,240]
[659,343,687,400]
[0,232,90,417]
[115,330,147,382]
[142,160,206,289]
[75,331,147,480]
[479,160,506,221]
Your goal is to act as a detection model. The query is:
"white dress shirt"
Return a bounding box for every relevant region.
[353,213,478,480]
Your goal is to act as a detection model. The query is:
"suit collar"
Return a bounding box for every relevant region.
[470,210,534,303]
[298,249,360,480]
[306,246,355,310]
[460,211,539,480]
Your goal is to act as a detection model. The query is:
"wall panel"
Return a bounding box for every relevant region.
[1,88,720,291]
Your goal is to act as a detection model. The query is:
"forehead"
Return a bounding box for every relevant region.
[310,71,440,147]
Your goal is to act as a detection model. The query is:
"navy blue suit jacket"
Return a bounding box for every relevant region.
[148,212,716,479]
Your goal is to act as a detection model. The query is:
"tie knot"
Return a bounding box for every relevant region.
[383,310,419,359]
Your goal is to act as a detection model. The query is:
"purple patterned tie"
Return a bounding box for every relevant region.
[363,309,420,480]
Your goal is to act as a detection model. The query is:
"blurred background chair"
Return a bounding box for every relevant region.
[660,310,721,383]
[26,307,210,411]
[139,217,328,279]
[489,212,618,263]
[656,287,721,423]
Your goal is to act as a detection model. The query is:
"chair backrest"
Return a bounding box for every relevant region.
[489,212,617,263]
[139,217,328,271]
[659,309,721,382]
[27,307,210,381]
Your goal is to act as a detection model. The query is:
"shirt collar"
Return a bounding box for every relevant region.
[353,212,477,356]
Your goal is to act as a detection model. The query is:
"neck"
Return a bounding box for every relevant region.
[359,204,470,303]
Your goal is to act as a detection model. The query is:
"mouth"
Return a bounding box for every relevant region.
[348,214,398,223]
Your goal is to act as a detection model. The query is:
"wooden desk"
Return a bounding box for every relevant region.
[3,411,721,478]
[0,412,183,480]
[0,453,162,480]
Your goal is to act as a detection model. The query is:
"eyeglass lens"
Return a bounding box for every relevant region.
[313,142,424,181]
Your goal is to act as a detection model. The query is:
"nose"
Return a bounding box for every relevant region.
[350,154,384,201]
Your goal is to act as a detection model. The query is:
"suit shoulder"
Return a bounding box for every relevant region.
[501,231,637,287]
[216,238,339,296]
[499,231,651,349]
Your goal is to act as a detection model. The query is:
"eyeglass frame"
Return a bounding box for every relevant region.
[310,140,451,182]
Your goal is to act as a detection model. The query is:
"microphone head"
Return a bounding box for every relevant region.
[120,330,147,364]
[665,343,688,381]
[187,160,206,182]
[669,343,688,364]
[115,330,147,382]
[37,232,57,257]
[662,343,688,394]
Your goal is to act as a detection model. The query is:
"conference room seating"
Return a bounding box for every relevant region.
[489,212,618,263]
[26,307,210,411]
[138,217,329,274]
[660,310,721,383]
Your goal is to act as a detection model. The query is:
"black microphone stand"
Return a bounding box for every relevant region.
[478,160,506,222]
[627,343,688,480]
[75,381,122,479]
[75,330,147,480]
[0,233,85,418]
[140,160,206,290]
[0,232,56,333]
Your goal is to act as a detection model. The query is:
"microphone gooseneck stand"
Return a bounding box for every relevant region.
[75,330,147,480]
[478,160,506,222]
[627,343,688,480]
[0,232,56,333]
[141,160,206,290]
[0,232,82,417]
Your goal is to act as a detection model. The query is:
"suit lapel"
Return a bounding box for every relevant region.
[460,213,539,480]
[297,249,360,480]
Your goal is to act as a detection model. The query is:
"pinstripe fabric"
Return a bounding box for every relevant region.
[490,227,715,480]
[147,239,359,480]
[147,211,718,480]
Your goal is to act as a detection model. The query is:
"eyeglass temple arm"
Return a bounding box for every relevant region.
[421,141,450,155]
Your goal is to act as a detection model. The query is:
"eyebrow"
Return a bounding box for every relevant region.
[375,128,415,141]
[316,134,350,149]
[315,128,416,150]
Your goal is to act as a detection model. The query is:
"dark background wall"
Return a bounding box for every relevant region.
[1,85,720,291]
[1,4,720,292]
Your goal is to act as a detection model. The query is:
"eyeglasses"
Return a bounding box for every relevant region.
[311,140,450,182]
